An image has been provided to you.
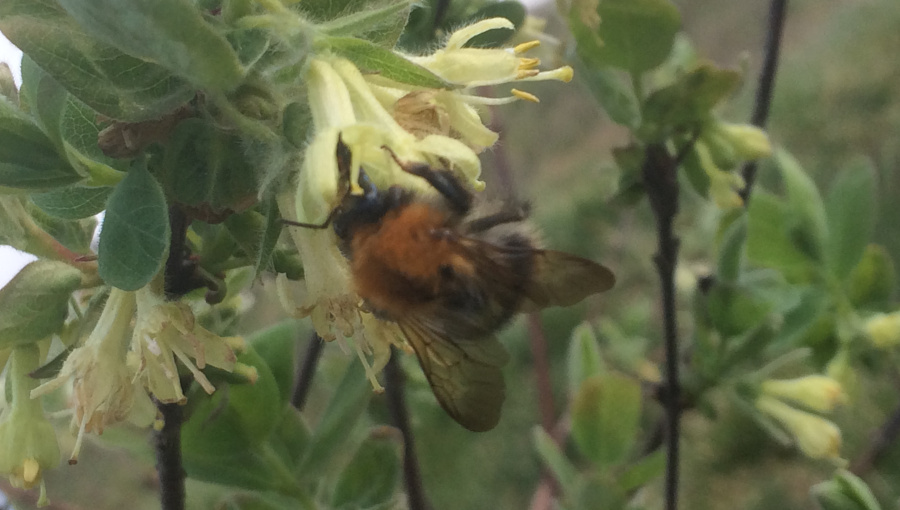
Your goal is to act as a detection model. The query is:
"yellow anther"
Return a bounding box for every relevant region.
[518,57,541,70]
[514,40,541,54]
[511,89,540,103]
[515,69,540,80]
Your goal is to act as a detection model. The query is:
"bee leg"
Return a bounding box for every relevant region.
[466,203,531,233]
[381,145,473,215]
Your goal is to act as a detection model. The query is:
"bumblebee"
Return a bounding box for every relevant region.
[290,138,614,431]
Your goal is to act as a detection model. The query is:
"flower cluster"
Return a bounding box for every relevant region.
[755,375,846,461]
[277,18,573,383]
[29,285,249,465]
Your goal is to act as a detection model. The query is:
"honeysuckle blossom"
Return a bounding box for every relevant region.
[32,289,154,464]
[0,345,61,503]
[131,285,251,404]
[755,395,843,461]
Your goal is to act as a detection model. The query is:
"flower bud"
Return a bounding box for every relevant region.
[761,375,846,413]
[716,122,772,161]
[755,395,842,460]
[864,311,900,348]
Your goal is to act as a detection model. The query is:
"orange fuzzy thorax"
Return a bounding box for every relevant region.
[349,202,474,316]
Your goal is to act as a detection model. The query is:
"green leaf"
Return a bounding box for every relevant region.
[567,322,606,398]
[0,97,81,190]
[825,159,876,280]
[161,118,258,215]
[570,0,681,74]
[833,469,883,510]
[248,320,303,405]
[182,346,282,455]
[706,282,772,338]
[641,63,741,141]
[770,287,829,349]
[0,261,82,349]
[98,159,169,290]
[776,148,829,263]
[56,0,243,92]
[324,37,453,89]
[620,448,665,491]
[579,67,641,129]
[269,407,311,472]
[717,213,747,283]
[28,204,98,254]
[297,361,374,475]
[532,426,578,495]
[0,0,196,122]
[747,190,816,281]
[681,142,711,197]
[318,0,413,48]
[331,428,402,508]
[20,55,68,148]
[847,244,895,308]
[571,373,642,467]
[31,186,111,220]
[183,444,300,494]
[255,197,283,276]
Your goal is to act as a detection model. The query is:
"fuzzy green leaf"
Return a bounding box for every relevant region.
[567,322,606,398]
[570,0,680,73]
[297,361,374,475]
[579,67,641,129]
[532,426,578,495]
[825,159,876,280]
[571,373,642,466]
[848,244,895,308]
[325,37,452,89]
[0,261,82,349]
[331,429,402,508]
[0,0,195,121]
[717,213,747,284]
[0,97,81,190]
[776,149,829,263]
[31,186,112,220]
[56,0,244,92]
[97,160,169,290]
[747,190,816,281]
[247,320,303,405]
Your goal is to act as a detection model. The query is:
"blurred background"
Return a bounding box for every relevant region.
[2,0,899,508]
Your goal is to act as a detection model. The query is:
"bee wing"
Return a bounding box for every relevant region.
[522,250,616,310]
[398,316,509,432]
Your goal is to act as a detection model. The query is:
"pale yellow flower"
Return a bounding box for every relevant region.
[761,375,846,413]
[756,395,843,461]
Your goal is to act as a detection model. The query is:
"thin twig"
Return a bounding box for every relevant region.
[384,350,431,510]
[739,0,789,202]
[155,400,185,510]
[641,144,681,510]
[527,314,558,434]
[156,206,190,510]
[291,332,324,411]
[850,402,900,475]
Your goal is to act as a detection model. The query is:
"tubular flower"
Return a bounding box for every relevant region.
[131,286,249,404]
[405,18,573,88]
[0,345,61,501]
[756,395,843,461]
[31,288,153,464]
[760,375,847,413]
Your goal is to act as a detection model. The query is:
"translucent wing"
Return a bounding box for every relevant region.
[398,316,509,432]
[523,250,615,309]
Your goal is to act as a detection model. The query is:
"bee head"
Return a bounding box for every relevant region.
[333,168,409,242]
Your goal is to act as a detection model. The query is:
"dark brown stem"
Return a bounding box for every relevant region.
[527,314,557,433]
[155,400,185,510]
[641,144,681,510]
[156,207,190,510]
[739,0,789,202]
[384,350,431,510]
[850,402,900,475]
[290,332,324,411]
